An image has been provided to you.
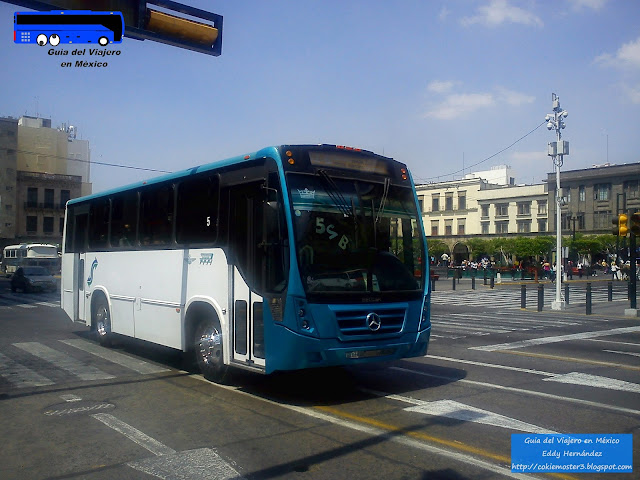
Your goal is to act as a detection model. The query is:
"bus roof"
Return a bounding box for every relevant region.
[67,144,397,206]
[4,243,57,250]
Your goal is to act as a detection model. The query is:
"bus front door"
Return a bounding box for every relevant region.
[62,209,89,323]
[229,183,266,370]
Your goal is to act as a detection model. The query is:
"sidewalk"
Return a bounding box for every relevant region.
[429,276,639,317]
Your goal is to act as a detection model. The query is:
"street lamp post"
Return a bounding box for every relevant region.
[546,93,569,311]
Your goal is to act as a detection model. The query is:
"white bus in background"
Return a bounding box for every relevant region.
[2,243,60,276]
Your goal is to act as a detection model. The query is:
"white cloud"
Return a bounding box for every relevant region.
[427,80,456,94]
[624,84,640,104]
[438,6,451,21]
[568,0,608,10]
[497,87,535,106]
[461,0,543,28]
[595,36,640,69]
[425,93,494,120]
[424,85,534,120]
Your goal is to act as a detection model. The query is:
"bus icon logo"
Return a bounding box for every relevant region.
[14,10,124,46]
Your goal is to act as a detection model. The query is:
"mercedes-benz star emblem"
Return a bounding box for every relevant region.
[366,312,381,332]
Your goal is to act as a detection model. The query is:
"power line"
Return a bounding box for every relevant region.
[8,148,171,174]
[415,121,547,183]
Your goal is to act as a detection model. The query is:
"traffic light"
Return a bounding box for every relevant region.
[630,212,640,236]
[612,214,628,236]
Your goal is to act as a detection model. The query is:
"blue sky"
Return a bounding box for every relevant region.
[1,0,639,193]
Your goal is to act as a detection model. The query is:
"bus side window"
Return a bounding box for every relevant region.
[176,173,219,245]
[88,198,110,250]
[110,192,138,248]
[140,183,174,246]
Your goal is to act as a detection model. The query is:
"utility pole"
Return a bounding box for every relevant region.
[546,93,569,310]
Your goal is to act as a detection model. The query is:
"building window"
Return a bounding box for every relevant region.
[458,193,466,210]
[577,214,585,230]
[458,219,465,235]
[495,203,509,217]
[59,217,64,234]
[418,196,425,211]
[495,221,509,234]
[594,184,610,201]
[60,189,70,208]
[517,202,531,216]
[5,204,12,211]
[594,210,611,229]
[445,194,453,211]
[432,196,439,212]
[538,201,547,215]
[445,220,453,236]
[561,214,572,230]
[562,188,571,204]
[481,222,490,234]
[579,185,585,202]
[44,189,54,209]
[624,180,639,199]
[538,220,547,232]
[481,204,489,218]
[517,221,531,233]
[26,216,37,233]
[43,216,54,234]
[27,187,38,208]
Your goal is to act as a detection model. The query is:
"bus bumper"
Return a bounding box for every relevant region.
[265,326,430,374]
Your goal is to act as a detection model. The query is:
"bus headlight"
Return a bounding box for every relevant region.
[419,296,430,331]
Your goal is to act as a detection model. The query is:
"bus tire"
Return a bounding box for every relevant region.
[99,36,108,46]
[193,317,227,383]
[94,297,112,347]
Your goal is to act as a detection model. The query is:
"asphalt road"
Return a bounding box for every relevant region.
[0,278,638,480]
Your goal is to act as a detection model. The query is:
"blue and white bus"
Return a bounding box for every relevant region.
[14,10,124,47]
[61,145,431,381]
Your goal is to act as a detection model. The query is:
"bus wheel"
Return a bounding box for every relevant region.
[98,36,109,46]
[194,318,227,383]
[94,298,112,347]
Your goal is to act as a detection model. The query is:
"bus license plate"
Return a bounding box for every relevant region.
[346,348,395,359]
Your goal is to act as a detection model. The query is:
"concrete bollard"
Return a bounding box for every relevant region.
[564,284,569,305]
[608,282,612,301]
[586,282,592,315]
[521,284,526,309]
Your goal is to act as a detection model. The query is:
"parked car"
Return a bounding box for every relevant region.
[10,266,57,293]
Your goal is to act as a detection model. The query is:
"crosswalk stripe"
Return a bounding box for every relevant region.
[60,339,170,375]
[13,342,115,381]
[0,352,54,387]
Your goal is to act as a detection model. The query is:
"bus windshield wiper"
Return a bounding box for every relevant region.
[317,170,351,218]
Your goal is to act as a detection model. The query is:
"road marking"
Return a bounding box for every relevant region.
[543,372,640,393]
[190,377,543,479]
[128,448,245,480]
[426,354,554,376]
[603,350,640,358]
[0,352,54,387]
[91,413,244,479]
[16,304,37,309]
[13,342,115,381]
[401,398,556,433]
[584,339,640,347]
[470,326,640,351]
[92,413,176,456]
[497,350,640,371]
[61,394,83,402]
[388,367,640,416]
[60,339,170,374]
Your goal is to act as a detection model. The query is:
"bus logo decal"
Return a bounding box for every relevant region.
[200,253,214,265]
[297,188,315,199]
[366,312,381,332]
[87,258,98,286]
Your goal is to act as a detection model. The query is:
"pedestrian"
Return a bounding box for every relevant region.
[577,262,583,278]
[611,262,619,280]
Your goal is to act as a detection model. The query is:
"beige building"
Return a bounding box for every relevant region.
[0,116,91,249]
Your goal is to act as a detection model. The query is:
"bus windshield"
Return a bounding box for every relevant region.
[287,172,424,299]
